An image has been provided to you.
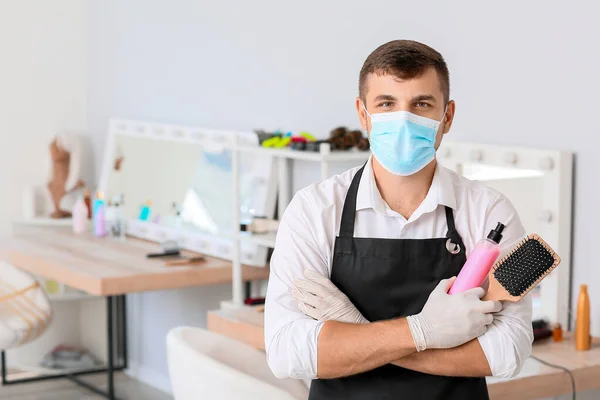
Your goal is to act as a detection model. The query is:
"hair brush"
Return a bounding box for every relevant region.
[483,234,561,301]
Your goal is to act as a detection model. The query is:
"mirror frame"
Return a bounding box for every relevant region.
[98,119,277,266]
[439,140,573,328]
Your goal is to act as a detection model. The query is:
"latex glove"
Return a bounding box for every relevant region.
[293,269,369,325]
[406,277,502,351]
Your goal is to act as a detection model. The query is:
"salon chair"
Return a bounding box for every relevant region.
[167,327,308,400]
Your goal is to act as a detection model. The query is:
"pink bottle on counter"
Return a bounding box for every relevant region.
[448,222,505,295]
[72,196,88,234]
[94,198,107,237]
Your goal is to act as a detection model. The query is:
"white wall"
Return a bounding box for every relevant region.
[88,0,600,395]
[0,0,93,371]
[0,0,88,233]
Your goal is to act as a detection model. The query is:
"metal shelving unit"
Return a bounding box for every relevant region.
[228,140,370,307]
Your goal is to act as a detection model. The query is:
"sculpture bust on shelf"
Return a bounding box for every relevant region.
[47,136,84,219]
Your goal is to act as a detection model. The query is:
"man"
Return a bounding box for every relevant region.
[264,40,533,399]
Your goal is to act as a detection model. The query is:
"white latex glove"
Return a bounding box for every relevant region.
[293,269,369,324]
[406,277,502,351]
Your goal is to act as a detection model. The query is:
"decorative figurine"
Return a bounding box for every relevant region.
[47,136,84,219]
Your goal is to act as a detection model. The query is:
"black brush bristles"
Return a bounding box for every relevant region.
[493,236,558,297]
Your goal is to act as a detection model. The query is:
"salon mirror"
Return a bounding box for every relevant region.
[458,164,546,317]
[100,120,277,266]
[439,142,573,326]
[459,163,546,237]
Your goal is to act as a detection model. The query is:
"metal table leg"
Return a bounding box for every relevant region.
[1,350,7,386]
[1,295,128,400]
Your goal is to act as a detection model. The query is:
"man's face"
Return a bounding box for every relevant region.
[356,67,455,149]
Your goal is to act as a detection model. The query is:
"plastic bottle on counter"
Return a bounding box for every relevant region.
[72,196,88,234]
[575,284,591,351]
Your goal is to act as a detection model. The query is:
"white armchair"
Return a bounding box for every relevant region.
[167,327,308,400]
[0,262,52,350]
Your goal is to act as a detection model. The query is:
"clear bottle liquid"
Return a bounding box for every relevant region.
[112,203,126,240]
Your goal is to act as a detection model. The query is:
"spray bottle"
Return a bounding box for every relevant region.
[449,222,505,294]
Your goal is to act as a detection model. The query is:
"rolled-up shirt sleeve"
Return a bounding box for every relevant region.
[264,191,329,380]
[477,192,534,378]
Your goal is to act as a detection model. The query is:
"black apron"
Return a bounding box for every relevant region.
[309,164,489,400]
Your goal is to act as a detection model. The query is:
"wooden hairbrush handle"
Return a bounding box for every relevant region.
[483,272,520,301]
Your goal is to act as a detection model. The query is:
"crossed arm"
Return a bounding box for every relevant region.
[295,270,532,379]
[304,275,493,377]
[315,319,491,379]
[392,338,491,377]
[267,256,499,380]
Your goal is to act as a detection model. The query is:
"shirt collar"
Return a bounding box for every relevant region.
[355,155,457,216]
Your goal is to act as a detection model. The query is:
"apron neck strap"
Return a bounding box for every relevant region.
[444,206,462,243]
[339,165,463,245]
[338,163,366,238]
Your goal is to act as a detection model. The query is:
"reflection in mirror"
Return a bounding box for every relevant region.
[181,150,270,235]
[460,163,545,238]
[101,122,277,265]
[105,135,203,224]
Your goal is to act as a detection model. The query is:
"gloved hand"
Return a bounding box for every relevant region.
[406,277,502,351]
[292,269,369,324]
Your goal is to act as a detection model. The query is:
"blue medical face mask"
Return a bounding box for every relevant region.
[364,105,446,176]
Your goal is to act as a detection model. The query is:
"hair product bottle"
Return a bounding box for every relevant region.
[448,223,505,294]
[575,284,591,351]
[72,196,88,234]
[93,192,106,237]
[139,200,152,221]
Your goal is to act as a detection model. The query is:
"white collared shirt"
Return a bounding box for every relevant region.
[264,156,533,380]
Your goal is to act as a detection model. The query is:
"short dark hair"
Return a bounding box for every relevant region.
[359,40,450,104]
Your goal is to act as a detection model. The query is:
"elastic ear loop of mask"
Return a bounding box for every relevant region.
[440,104,448,125]
[362,102,372,120]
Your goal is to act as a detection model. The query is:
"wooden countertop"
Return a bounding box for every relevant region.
[207,307,600,400]
[487,336,600,399]
[0,227,270,296]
